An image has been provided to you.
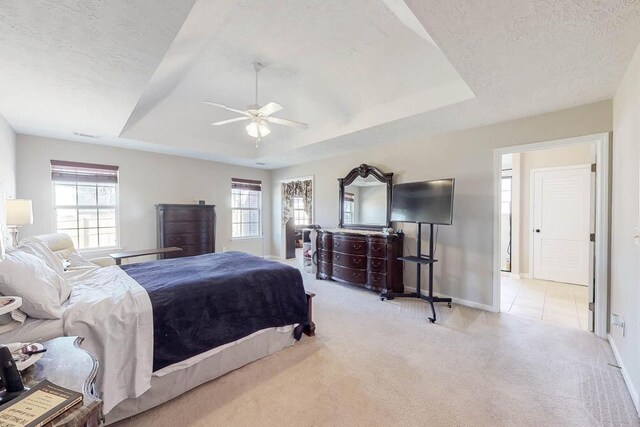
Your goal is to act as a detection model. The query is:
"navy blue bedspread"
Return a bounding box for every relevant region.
[120,251,309,371]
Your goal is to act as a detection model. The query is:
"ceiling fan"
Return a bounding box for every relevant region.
[203,63,308,147]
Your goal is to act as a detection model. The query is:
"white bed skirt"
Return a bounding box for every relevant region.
[105,325,297,424]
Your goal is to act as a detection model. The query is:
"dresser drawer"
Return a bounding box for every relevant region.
[317,261,332,276]
[367,242,387,258]
[162,207,213,222]
[317,233,333,249]
[317,249,332,264]
[367,272,387,290]
[332,253,366,269]
[331,265,366,284]
[163,221,213,235]
[165,234,212,247]
[367,257,387,273]
[164,243,212,258]
[333,237,366,255]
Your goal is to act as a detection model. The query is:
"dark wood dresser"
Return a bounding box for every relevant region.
[316,229,403,293]
[156,204,216,258]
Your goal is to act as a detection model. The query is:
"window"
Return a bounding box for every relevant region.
[231,178,262,238]
[343,193,355,225]
[293,197,310,225]
[51,160,119,250]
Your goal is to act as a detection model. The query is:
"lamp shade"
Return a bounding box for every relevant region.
[5,199,33,226]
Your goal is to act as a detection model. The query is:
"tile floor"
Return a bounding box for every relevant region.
[501,275,590,331]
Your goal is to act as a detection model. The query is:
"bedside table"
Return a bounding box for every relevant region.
[21,336,103,426]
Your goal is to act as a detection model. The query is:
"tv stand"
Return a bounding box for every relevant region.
[380,223,451,323]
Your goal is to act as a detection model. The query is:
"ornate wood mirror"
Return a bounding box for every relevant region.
[338,164,393,230]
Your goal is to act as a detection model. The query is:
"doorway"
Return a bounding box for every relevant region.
[280,177,314,262]
[493,133,610,337]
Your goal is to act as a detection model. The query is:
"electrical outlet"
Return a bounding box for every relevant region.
[222,246,227,252]
[634,227,640,246]
[611,313,626,337]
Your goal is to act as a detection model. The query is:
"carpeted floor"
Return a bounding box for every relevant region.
[115,264,639,427]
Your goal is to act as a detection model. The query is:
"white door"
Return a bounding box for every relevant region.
[532,165,592,286]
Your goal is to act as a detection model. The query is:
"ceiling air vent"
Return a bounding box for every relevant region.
[73,132,98,138]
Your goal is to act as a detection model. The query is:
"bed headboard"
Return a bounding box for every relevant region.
[21,233,76,257]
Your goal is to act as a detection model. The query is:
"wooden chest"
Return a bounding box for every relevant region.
[156,204,216,258]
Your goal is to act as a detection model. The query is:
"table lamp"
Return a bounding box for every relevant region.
[5,199,33,247]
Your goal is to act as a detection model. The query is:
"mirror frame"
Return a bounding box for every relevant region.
[338,163,393,230]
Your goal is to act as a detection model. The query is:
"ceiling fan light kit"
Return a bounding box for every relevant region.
[246,121,270,138]
[203,62,308,148]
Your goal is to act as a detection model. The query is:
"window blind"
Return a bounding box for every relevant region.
[51,160,119,184]
[231,178,262,192]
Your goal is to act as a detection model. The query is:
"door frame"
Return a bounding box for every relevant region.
[528,164,593,284]
[493,132,610,338]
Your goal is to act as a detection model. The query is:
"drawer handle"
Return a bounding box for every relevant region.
[372,275,380,282]
[372,246,381,252]
[334,268,339,273]
[353,244,362,250]
[353,272,360,278]
[334,255,340,261]
[372,261,381,268]
[335,242,340,247]
[353,258,362,265]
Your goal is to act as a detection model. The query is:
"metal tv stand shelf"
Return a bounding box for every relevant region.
[380,223,451,323]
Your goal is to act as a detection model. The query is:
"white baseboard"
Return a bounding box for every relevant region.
[608,334,640,415]
[501,272,521,279]
[520,273,532,279]
[402,285,494,312]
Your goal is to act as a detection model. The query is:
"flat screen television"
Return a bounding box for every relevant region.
[390,179,455,225]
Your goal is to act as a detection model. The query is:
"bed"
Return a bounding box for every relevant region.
[0,234,312,424]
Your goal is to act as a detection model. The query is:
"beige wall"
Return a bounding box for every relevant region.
[611,42,640,411]
[0,114,16,199]
[271,101,613,308]
[16,135,271,258]
[516,144,594,276]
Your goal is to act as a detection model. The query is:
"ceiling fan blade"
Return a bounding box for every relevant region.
[266,116,309,129]
[202,101,251,116]
[259,102,283,116]
[211,117,250,126]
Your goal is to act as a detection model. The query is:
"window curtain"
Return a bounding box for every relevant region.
[282,179,313,225]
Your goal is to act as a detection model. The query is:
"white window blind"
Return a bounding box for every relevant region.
[231,178,262,238]
[51,160,119,250]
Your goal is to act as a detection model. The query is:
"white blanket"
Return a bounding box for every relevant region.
[63,265,153,414]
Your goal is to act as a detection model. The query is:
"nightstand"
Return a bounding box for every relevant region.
[21,337,103,426]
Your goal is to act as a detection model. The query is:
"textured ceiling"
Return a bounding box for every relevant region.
[0,0,196,136]
[1,0,640,168]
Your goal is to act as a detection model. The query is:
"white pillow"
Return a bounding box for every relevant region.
[0,251,67,319]
[19,241,65,277]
